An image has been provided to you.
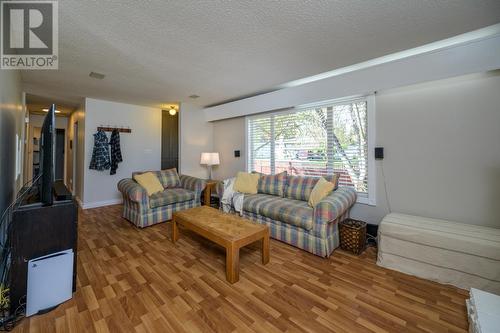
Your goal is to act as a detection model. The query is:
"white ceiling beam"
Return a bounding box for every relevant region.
[204,24,500,122]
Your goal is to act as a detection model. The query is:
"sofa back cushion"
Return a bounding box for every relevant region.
[284,173,340,201]
[158,168,181,188]
[256,171,287,197]
[284,176,318,201]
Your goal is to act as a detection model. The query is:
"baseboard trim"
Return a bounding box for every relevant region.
[82,199,122,209]
[75,196,83,208]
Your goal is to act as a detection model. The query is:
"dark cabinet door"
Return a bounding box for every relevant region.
[161,110,179,170]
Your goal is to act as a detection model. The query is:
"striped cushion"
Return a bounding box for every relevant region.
[158,168,181,188]
[149,188,195,208]
[285,174,340,201]
[256,171,287,196]
[243,194,313,230]
[284,176,318,201]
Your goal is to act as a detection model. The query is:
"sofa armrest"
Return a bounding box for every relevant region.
[117,178,148,204]
[179,175,206,202]
[314,187,357,225]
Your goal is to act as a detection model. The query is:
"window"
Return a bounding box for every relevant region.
[247,96,375,204]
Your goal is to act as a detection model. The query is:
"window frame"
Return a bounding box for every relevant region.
[245,94,376,206]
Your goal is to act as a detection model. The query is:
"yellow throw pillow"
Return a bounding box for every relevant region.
[133,172,164,196]
[234,172,260,194]
[308,177,335,207]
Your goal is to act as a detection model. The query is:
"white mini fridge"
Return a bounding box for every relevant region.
[26,249,74,316]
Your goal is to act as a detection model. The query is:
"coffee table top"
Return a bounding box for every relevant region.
[173,206,268,242]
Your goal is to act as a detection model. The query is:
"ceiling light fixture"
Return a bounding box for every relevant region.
[168,106,177,116]
[189,94,200,99]
[89,71,106,79]
[42,108,61,113]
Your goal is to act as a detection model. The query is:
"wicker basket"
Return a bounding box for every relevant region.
[339,218,367,255]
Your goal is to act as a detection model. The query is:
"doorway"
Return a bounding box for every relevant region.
[161,110,179,170]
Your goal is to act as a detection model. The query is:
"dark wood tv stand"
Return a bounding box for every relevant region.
[9,191,78,314]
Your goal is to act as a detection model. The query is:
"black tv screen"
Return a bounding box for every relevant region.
[39,104,56,205]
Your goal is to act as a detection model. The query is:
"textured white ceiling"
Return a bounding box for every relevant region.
[21,0,500,108]
[26,93,77,116]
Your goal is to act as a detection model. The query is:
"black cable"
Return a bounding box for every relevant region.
[0,296,25,331]
[0,174,42,252]
[0,174,41,330]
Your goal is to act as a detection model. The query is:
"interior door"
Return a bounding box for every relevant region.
[161,110,179,170]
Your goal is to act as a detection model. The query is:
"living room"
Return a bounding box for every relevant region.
[0,1,499,332]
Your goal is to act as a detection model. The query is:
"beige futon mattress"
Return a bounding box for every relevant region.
[377,213,500,294]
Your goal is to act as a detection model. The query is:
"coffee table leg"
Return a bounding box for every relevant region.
[226,245,239,283]
[262,230,270,265]
[172,217,179,243]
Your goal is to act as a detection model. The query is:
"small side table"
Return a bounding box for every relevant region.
[202,180,220,208]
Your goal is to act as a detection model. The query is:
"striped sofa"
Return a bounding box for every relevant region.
[218,174,357,257]
[118,171,206,228]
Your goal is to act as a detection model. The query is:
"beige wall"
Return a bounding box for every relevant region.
[179,102,213,179]
[212,71,500,227]
[0,70,23,215]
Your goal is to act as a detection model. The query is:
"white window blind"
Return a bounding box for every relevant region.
[247,97,372,200]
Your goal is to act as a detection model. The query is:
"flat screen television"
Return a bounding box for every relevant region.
[39,104,56,205]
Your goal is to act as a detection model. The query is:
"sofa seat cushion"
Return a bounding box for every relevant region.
[150,188,195,208]
[243,194,314,230]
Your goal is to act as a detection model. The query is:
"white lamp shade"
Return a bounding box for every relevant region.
[200,152,220,165]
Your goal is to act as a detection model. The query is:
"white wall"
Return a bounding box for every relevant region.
[83,98,161,208]
[353,71,500,227]
[212,72,500,227]
[0,70,24,216]
[205,28,500,121]
[179,102,213,179]
[212,117,245,180]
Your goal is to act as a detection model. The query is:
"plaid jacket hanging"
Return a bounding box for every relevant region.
[89,130,111,171]
[109,129,123,175]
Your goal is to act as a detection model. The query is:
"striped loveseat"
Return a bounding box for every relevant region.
[218,173,357,257]
[118,170,206,228]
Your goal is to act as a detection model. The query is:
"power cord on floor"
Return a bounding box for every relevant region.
[0,289,25,331]
[380,161,392,214]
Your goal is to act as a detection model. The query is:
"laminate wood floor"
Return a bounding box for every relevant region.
[13,205,469,332]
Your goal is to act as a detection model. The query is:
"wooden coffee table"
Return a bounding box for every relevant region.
[172,206,269,283]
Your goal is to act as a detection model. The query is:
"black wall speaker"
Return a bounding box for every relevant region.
[375,147,384,159]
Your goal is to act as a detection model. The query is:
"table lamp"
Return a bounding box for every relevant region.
[200,152,220,180]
